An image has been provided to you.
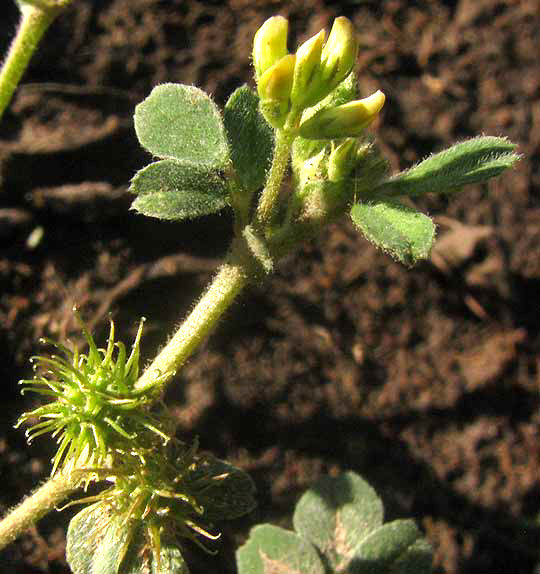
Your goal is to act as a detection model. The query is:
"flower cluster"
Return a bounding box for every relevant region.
[252,15,385,132]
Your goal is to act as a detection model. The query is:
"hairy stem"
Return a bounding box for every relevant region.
[255,128,295,228]
[136,256,248,391]
[0,2,73,122]
[0,471,77,550]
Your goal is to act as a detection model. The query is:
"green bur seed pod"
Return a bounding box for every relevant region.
[15,313,170,477]
[66,440,256,574]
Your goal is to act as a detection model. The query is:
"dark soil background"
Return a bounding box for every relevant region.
[1,1,539,573]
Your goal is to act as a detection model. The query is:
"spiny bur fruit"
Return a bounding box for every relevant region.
[16,312,169,477]
[66,439,256,574]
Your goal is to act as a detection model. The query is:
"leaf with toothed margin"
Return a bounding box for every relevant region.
[292,471,383,571]
[66,503,189,574]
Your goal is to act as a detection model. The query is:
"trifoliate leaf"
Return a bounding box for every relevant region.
[236,524,325,574]
[224,85,274,192]
[292,471,383,571]
[130,159,228,220]
[134,83,229,168]
[351,200,435,266]
[376,136,520,198]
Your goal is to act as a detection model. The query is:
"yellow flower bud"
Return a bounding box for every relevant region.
[253,16,289,79]
[290,29,325,108]
[257,54,296,127]
[258,54,296,102]
[299,90,385,139]
[320,17,358,89]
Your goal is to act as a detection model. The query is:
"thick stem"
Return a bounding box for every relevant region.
[255,129,295,228]
[0,4,58,122]
[0,471,77,550]
[135,257,247,391]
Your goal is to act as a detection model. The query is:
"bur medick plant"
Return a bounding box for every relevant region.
[0,12,520,574]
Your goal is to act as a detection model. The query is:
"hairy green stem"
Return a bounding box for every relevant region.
[136,256,248,391]
[0,471,77,550]
[255,128,295,228]
[0,2,72,122]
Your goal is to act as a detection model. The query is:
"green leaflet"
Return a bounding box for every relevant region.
[223,85,274,192]
[347,520,429,574]
[184,455,257,521]
[351,200,436,266]
[66,503,189,574]
[130,159,229,220]
[134,83,229,168]
[293,472,383,572]
[236,524,325,574]
[376,136,519,198]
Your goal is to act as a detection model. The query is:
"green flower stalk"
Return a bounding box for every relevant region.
[16,313,169,477]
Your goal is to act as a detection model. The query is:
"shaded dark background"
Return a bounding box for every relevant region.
[0,1,539,572]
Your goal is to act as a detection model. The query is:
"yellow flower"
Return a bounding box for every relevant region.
[252,16,289,79]
[299,90,386,139]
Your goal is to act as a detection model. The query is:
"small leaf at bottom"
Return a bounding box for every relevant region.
[236,524,325,574]
[130,159,229,220]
